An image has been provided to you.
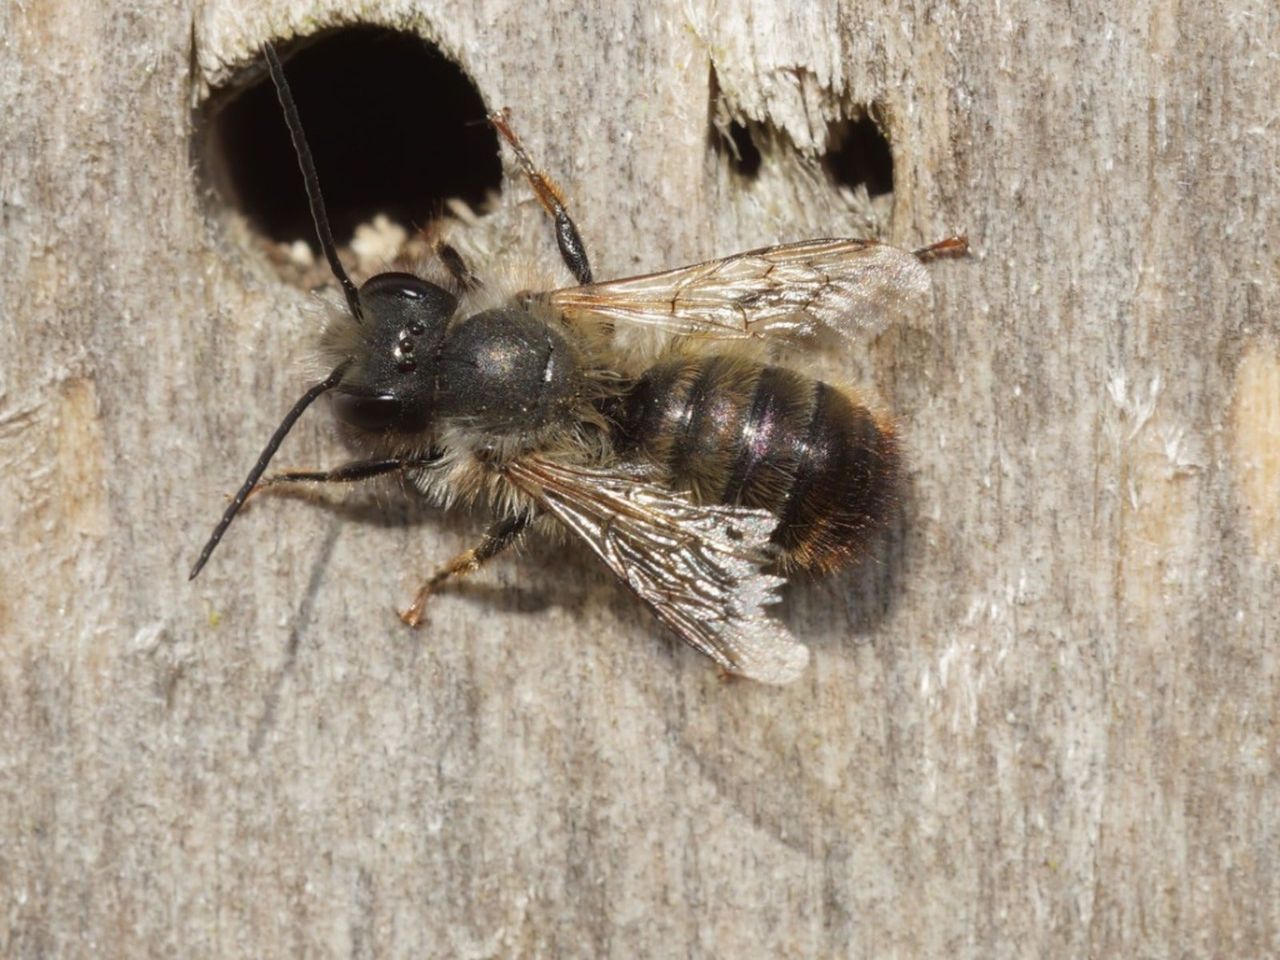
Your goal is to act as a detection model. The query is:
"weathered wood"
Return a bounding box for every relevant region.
[2,0,1276,956]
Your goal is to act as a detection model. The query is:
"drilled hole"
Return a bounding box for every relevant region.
[724,120,763,178]
[200,26,500,263]
[823,115,893,198]
[708,67,763,181]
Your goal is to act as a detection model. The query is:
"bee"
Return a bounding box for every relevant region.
[189,42,966,684]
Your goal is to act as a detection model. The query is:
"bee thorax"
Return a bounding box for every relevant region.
[437,306,582,435]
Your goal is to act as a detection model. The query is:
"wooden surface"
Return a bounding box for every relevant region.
[2,1,1277,956]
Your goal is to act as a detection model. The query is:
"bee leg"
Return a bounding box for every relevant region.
[400,513,532,627]
[436,241,482,291]
[243,456,435,504]
[913,235,969,261]
[489,110,594,285]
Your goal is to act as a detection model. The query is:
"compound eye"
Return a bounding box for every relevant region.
[359,272,457,316]
[332,393,405,432]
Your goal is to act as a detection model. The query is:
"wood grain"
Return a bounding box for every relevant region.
[1,0,1276,956]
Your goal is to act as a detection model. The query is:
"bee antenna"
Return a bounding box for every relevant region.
[189,362,350,581]
[262,41,365,323]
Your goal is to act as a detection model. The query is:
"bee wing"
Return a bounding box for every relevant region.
[505,457,809,684]
[541,238,930,344]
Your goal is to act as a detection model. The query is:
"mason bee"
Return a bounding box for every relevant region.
[190,42,965,684]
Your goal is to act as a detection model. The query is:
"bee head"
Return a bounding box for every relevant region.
[332,272,457,433]
[189,43,468,580]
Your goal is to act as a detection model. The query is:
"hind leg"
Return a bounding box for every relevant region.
[490,110,594,285]
[399,514,533,626]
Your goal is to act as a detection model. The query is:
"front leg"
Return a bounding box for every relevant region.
[400,513,533,627]
[436,241,482,291]
[244,454,440,504]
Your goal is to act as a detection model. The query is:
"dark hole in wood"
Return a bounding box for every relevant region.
[726,121,763,178]
[823,116,893,198]
[201,26,500,250]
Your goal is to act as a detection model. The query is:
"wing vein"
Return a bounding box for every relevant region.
[504,457,809,683]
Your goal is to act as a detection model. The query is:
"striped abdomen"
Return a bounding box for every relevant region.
[612,354,898,573]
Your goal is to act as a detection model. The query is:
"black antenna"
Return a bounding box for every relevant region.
[189,362,350,580]
[262,41,364,322]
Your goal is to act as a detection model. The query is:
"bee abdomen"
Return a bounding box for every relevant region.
[615,355,898,572]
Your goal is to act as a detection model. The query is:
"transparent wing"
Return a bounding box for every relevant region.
[505,457,809,684]
[542,238,930,344]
